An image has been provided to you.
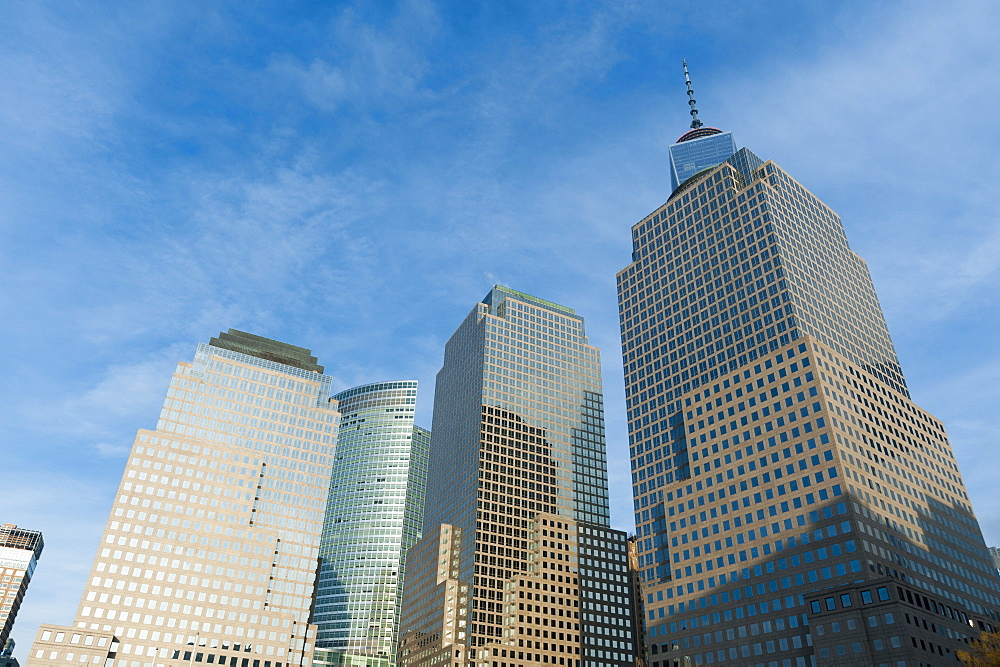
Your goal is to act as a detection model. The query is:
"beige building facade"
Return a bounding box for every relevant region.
[28,330,340,667]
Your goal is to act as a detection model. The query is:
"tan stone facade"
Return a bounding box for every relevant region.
[27,333,339,667]
[397,525,468,667]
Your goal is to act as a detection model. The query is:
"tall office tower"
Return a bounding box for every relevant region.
[28,330,340,667]
[398,286,636,667]
[313,381,429,667]
[618,71,1000,666]
[0,525,44,652]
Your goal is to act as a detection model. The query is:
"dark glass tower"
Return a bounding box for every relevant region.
[618,73,1000,666]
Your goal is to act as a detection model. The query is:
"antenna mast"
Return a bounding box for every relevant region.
[683,59,703,129]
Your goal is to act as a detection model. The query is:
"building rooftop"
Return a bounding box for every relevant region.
[0,525,43,559]
[208,329,324,373]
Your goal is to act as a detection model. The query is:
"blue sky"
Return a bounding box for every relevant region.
[2,0,999,651]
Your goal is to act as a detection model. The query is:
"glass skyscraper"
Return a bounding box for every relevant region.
[667,128,736,192]
[29,330,340,667]
[398,286,636,667]
[313,381,429,667]
[620,111,1000,665]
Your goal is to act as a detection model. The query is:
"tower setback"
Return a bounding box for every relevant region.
[398,286,636,667]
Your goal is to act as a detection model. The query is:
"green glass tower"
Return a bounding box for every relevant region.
[313,381,429,667]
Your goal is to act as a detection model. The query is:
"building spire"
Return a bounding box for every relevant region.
[683,59,703,129]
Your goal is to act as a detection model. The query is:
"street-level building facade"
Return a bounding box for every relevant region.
[619,118,1000,666]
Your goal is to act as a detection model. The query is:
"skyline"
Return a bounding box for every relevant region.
[3,0,1000,656]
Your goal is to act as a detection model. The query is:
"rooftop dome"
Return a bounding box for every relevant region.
[676,127,723,143]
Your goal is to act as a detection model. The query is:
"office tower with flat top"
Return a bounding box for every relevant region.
[313,381,429,667]
[619,66,1000,666]
[398,286,636,667]
[0,525,44,655]
[28,330,340,667]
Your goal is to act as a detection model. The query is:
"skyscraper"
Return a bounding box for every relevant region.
[618,69,1000,666]
[398,286,636,667]
[28,330,340,667]
[0,525,44,654]
[313,381,429,667]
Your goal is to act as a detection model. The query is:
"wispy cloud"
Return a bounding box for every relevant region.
[722,0,1000,327]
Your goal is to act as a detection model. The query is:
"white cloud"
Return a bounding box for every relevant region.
[261,0,441,113]
[93,442,133,458]
[20,354,177,443]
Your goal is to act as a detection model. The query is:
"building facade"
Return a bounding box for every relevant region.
[618,108,1000,665]
[28,330,340,667]
[398,286,636,667]
[0,525,44,654]
[313,381,429,667]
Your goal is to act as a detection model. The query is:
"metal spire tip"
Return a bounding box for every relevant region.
[683,59,703,129]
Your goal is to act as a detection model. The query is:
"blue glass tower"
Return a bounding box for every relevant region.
[668,128,737,192]
[668,60,735,192]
